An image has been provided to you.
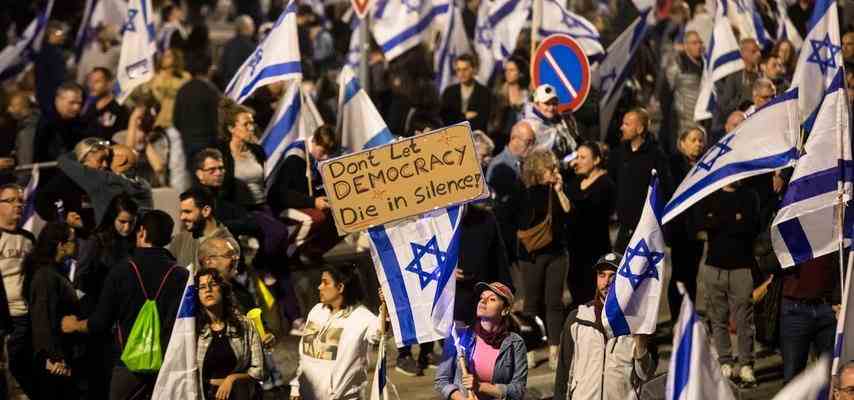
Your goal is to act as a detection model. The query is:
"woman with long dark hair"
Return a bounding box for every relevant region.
[24,222,80,399]
[435,282,527,400]
[196,267,264,400]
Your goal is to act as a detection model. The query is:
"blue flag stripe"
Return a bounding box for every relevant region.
[778,218,815,264]
[431,206,462,311]
[261,88,301,156]
[806,0,835,33]
[673,311,697,400]
[380,5,448,55]
[343,77,361,106]
[604,279,630,336]
[369,226,419,345]
[237,61,302,101]
[364,129,396,149]
[177,285,197,318]
[780,161,854,208]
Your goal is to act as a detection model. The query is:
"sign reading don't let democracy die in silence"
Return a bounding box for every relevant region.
[319,123,488,233]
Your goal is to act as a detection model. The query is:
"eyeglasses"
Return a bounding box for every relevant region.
[200,165,225,173]
[198,281,220,292]
[208,253,237,261]
[0,198,24,205]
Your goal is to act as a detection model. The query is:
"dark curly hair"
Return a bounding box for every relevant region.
[194,267,243,336]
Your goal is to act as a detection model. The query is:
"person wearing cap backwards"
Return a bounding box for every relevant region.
[553,253,656,400]
[524,84,581,160]
[435,282,528,400]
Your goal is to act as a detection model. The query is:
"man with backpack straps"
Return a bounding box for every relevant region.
[62,210,189,399]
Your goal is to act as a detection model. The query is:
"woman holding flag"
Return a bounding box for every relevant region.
[434,282,528,400]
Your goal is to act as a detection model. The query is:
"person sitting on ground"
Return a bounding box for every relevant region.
[434,282,528,400]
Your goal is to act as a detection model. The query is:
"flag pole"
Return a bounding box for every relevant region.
[531,0,542,74]
[359,14,371,99]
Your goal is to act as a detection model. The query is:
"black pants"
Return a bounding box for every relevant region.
[31,355,79,400]
[521,251,568,346]
[109,366,156,400]
[667,239,704,322]
[6,316,34,398]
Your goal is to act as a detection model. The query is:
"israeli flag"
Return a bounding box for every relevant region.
[663,89,800,224]
[21,165,40,232]
[114,0,156,104]
[775,0,803,49]
[369,331,392,400]
[369,206,463,347]
[593,9,653,140]
[603,172,665,337]
[75,0,127,60]
[434,0,472,93]
[728,0,773,51]
[151,273,199,400]
[472,0,531,84]
[665,286,737,400]
[791,0,842,132]
[772,355,830,399]
[346,16,362,69]
[833,249,854,374]
[371,0,450,62]
[261,80,324,185]
[0,0,54,82]
[337,66,395,152]
[771,69,853,268]
[693,0,745,122]
[224,0,302,104]
[538,0,605,64]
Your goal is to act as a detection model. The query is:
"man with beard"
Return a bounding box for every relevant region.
[169,186,234,268]
[553,253,656,400]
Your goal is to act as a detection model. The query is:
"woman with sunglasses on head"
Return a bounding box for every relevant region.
[435,282,527,400]
[196,267,265,400]
[23,222,80,399]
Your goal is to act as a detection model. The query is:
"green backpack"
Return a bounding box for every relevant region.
[120,261,178,374]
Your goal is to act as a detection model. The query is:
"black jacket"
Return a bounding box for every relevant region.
[215,35,256,90]
[608,137,673,229]
[34,110,88,163]
[701,187,761,269]
[29,264,80,362]
[35,170,95,229]
[216,141,267,206]
[440,82,492,132]
[173,79,221,149]
[268,152,323,215]
[87,247,189,365]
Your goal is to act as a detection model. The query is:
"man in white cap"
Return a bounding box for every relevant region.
[525,84,580,160]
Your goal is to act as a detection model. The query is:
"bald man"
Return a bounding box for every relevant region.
[836,361,854,400]
[487,120,536,264]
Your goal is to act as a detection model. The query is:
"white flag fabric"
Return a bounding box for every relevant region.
[665,288,737,400]
[538,0,605,64]
[151,273,199,400]
[434,0,472,93]
[791,0,842,131]
[369,334,391,400]
[728,0,773,50]
[261,80,324,186]
[76,0,127,58]
[346,16,362,69]
[833,250,854,374]
[369,206,463,347]
[772,355,831,400]
[337,66,395,152]
[771,69,853,268]
[472,0,531,84]
[775,0,804,49]
[693,0,745,122]
[21,165,40,232]
[593,9,653,140]
[603,173,665,337]
[0,0,54,82]
[114,0,156,104]
[224,0,302,104]
[662,89,800,224]
[371,0,450,61]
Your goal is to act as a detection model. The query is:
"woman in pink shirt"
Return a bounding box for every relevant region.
[434,282,528,400]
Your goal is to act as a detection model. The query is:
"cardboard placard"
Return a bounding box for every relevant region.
[320,124,488,233]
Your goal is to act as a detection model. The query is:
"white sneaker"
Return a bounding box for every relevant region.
[720,363,733,379]
[739,365,757,385]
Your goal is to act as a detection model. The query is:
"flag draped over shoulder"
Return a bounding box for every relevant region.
[371,0,449,62]
[771,69,852,268]
[114,0,156,103]
[665,287,737,400]
[603,173,665,337]
[0,0,55,82]
[151,273,199,400]
[224,0,302,104]
[693,0,744,122]
[472,0,531,84]
[337,66,396,152]
[662,89,801,224]
[593,9,653,140]
[369,206,463,347]
[538,0,605,64]
[434,0,472,93]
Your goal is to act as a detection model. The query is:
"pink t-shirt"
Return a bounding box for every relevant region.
[472,335,500,384]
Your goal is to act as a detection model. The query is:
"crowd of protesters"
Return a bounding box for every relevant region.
[0,0,853,399]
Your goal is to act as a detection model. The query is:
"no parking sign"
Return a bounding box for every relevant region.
[532,34,591,113]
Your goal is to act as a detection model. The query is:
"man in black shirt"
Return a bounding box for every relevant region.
[440,54,492,132]
[34,82,87,162]
[82,67,129,141]
[61,210,189,399]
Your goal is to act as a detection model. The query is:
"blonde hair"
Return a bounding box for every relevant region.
[74,137,111,163]
[521,149,558,188]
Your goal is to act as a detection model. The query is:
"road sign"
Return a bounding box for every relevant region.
[352,0,374,19]
[532,34,591,113]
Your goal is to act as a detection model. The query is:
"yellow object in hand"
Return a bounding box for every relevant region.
[246,308,266,337]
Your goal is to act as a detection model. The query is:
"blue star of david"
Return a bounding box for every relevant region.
[693,134,735,175]
[123,9,139,32]
[560,10,581,30]
[405,236,448,289]
[618,239,663,289]
[476,24,493,49]
[402,0,421,13]
[807,33,842,75]
[248,48,264,76]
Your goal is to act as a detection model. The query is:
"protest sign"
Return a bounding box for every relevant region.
[319,123,487,233]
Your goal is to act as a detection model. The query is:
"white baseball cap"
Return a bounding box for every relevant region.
[534,84,559,103]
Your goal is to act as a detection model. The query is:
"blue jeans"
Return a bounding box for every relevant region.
[779,298,836,382]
